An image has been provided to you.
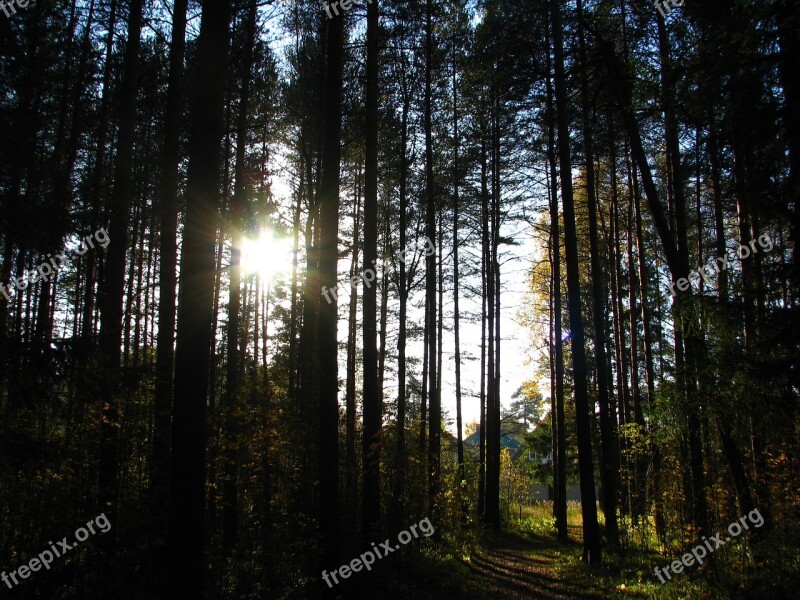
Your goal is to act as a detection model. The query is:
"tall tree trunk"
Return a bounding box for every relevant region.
[606,145,631,515]
[288,149,303,402]
[633,166,665,541]
[393,82,411,523]
[485,92,502,530]
[167,0,231,595]
[378,224,389,400]
[81,0,118,345]
[299,176,319,524]
[362,0,381,537]
[98,0,144,530]
[549,234,557,519]
[121,202,140,367]
[478,134,488,519]
[451,44,466,523]
[550,0,601,563]
[576,0,619,546]
[221,0,257,554]
[545,39,567,543]
[420,302,428,454]
[482,124,498,527]
[626,154,646,520]
[345,180,361,531]
[424,0,441,521]
[318,8,345,570]
[208,222,226,410]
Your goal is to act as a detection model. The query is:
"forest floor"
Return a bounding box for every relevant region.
[371,513,623,599]
[365,503,800,600]
[455,529,612,599]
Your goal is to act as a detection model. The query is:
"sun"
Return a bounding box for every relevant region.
[239,229,292,281]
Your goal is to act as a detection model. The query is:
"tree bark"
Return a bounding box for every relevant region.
[478,132,488,520]
[424,0,441,521]
[576,0,619,545]
[152,0,186,526]
[451,43,466,524]
[550,0,601,563]
[98,0,144,530]
[545,34,568,542]
[362,0,381,537]
[393,72,411,522]
[167,0,230,595]
[345,177,361,530]
[318,7,345,570]
[221,0,257,554]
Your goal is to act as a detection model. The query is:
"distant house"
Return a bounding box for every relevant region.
[464,424,599,503]
[527,449,552,464]
[464,429,524,460]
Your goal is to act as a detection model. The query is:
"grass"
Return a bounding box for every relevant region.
[328,504,800,598]
[507,502,800,599]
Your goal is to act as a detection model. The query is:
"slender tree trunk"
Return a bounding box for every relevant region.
[451,45,466,523]
[576,0,619,546]
[221,0,257,554]
[318,8,345,571]
[98,0,144,530]
[549,235,558,519]
[378,225,389,400]
[550,0,601,563]
[121,203,140,367]
[167,0,230,595]
[608,144,630,427]
[420,305,428,454]
[485,92,503,530]
[545,41,568,543]
[81,0,118,345]
[208,223,226,410]
[299,171,319,523]
[362,0,381,536]
[626,154,646,519]
[437,209,443,398]
[345,180,361,530]
[151,0,189,524]
[288,150,303,401]
[394,84,410,523]
[482,124,498,527]
[478,152,487,519]
[607,147,631,515]
[633,166,665,541]
[424,0,441,522]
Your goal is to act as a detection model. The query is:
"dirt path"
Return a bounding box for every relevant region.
[457,531,610,600]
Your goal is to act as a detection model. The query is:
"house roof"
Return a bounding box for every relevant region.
[464,431,523,450]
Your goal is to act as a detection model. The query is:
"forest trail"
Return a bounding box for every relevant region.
[377,528,619,599]
[457,531,610,600]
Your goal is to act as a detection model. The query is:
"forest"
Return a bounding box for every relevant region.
[0,0,798,598]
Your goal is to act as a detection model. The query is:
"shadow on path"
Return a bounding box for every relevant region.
[459,531,609,600]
